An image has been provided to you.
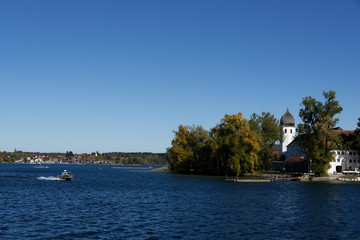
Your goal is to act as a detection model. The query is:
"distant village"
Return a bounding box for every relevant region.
[14,153,128,165]
[2,151,168,166]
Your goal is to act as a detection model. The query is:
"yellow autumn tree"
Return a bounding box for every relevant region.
[168,125,194,173]
[168,125,213,174]
[211,113,260,178]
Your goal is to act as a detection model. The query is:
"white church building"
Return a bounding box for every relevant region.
[279,108,296,157]
[278,109,359,174]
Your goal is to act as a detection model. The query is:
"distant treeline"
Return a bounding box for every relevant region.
[102,152,168,165]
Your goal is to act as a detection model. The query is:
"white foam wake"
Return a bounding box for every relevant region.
[37,176,61,181]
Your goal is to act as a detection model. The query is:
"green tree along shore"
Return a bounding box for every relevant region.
[297,91,343,176]
[168,90,360,177]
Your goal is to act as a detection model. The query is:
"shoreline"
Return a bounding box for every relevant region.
[226,173,360,183]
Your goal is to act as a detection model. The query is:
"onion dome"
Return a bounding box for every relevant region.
[280,108,295,127]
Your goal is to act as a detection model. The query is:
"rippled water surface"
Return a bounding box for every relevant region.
[1,164,360,239]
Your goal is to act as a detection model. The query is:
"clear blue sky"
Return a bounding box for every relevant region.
[1,0,359,153]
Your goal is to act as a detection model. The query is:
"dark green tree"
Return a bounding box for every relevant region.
[298,90,343,176]
[187,125,212,174]
[65,151,74,158]
[249,112,283,171]
[354,117,360,156]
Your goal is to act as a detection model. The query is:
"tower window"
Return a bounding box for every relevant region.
[285,129,287,133]
[290,129,292,133]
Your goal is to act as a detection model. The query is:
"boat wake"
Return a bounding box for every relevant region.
[37,176,62,181]
[0,175,33,179]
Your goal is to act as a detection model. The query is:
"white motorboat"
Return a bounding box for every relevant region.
[57,170,74,181]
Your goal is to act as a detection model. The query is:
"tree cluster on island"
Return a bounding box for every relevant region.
[167,91,360,177]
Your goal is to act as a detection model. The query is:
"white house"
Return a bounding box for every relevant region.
[329,150,359,173]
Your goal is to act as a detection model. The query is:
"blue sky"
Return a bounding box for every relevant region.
[0,0,359,153]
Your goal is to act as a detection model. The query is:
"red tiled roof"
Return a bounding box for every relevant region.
[285,156,306,163]
[335,129,354,136]
[288,129,355,147]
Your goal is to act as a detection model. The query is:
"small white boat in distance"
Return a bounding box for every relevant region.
[34,165,49,168]
[58,170,74,181]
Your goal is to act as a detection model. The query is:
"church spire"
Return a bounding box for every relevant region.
[280,108,295,127]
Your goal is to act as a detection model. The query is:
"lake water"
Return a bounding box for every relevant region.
[1,164,359,239]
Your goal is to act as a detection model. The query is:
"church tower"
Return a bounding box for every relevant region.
[280,108,296,155]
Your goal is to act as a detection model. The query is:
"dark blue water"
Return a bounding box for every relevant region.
[1,164,359,239]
